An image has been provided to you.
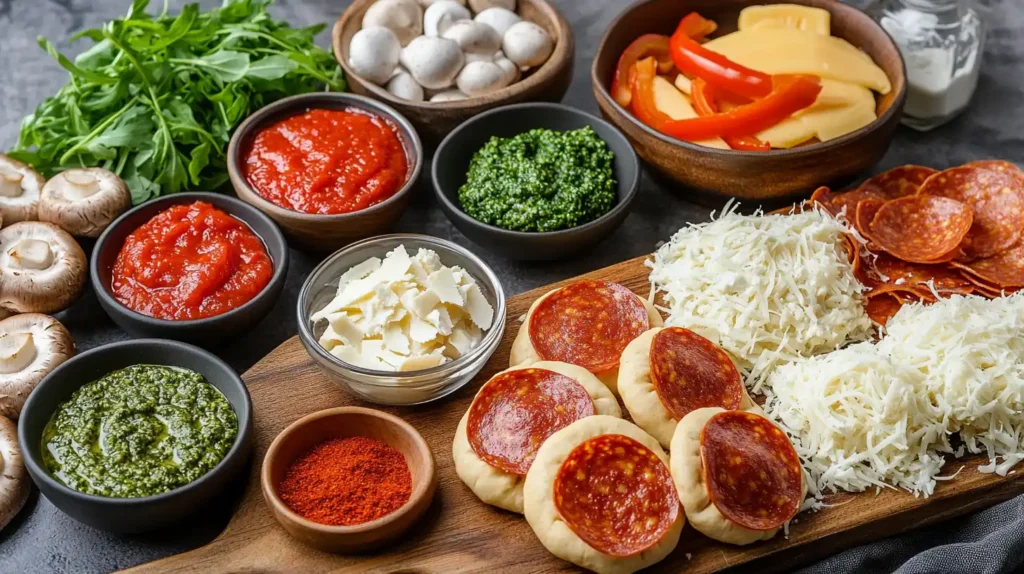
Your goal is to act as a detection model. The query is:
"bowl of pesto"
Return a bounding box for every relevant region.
[432,102,640,261]
[18,339,253,534]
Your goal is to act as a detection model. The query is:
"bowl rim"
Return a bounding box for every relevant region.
[18,338,253,506]
[332,0,574,110]
[90,191,289,329]
[261,406,436,535]
[226,92,424,222]
[431,102,641,238]
[589,0,908,158]
[296,233,507,379]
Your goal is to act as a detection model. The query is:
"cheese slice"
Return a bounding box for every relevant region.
[651,76,729,150]
[738,4,831,35]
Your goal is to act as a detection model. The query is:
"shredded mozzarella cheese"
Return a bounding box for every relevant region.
[648,203,873,389]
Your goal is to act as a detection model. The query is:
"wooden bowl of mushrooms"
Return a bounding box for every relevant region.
[334,0,574,144]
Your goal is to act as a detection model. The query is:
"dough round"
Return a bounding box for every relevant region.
[669,407,807,545]
[523,415,683,574]
[618,328,760,448]
[453,361,621,513]
[0,415,29,531]
[510,287,663,395]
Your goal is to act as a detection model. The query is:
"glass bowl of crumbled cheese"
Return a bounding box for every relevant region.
[297,234,506,405]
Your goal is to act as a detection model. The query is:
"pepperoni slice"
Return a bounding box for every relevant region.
[529,281,650,373]
[871,253,975,295]
[917,166,1024,260]
[700,411,802,531]
[822,188,887,219]
[956,270,1006,297]
[952,242,1024,288]
[868,195,973,263]
[855,198,885,241]
[963,160,1024,200]
[554,434,678,557]
[857,165,937,199]
[649,327,743,420]
[467,368,595,476]
[864,293,904,326]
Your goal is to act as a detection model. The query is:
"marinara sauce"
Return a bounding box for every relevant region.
[111,201,273,321]
[243,107,409,214]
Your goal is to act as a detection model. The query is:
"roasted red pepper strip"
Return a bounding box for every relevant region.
[670,12,773,100]
[612,34,674,107]
[661,75,822,141]
[629,57,673,130]
[691,78,770,151]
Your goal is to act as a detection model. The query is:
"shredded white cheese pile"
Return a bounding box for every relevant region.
[312,245,494,372]
[648,203,873,389]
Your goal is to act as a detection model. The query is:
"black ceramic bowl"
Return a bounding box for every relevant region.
[90,192,289,346]
[18,339,253,534]
[432,103,640,261]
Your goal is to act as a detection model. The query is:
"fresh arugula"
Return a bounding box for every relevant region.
[10,0,345,204]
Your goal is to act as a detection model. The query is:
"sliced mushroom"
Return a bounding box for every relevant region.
[38,168,131,238]
[430,89,469,102]
[474,7,521,37]
[469,0,515,12]
[494,52,521,85]
[362,0,423,47]
[0,415,29,531]
[350,26,403,85]
[457,60,510,96]
[0,222,86,314]
[0,154,44,225]
[400,36,465,90]
[424,0,471,37]
[502,21,554,69]
[387,70,426,101]
[443,20,502,57]
[0,314,74,420]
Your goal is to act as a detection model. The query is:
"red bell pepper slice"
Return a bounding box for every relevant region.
[629,56,673,130]
[670,12,773,100]
[611,34,674,107]
[691,78,770,151]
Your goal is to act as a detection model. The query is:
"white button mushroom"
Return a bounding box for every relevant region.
[400,36,465,90]
[469,0,515,12]
[0,222,86,315]
[349,26,402,85]
[474,7,521,37]
[443,20,502,57]
[387,69,426,101]
[0,314,74,421]
[0,415,29,531]
[424,0,471,37]
[494,52,521,85]
[430,90,469,102]
[0,155,44,225]
[416,0,465,6]
[362,0,423,46]
[502,21,554,69]
[38,168,131,238]
[456,60,510,96]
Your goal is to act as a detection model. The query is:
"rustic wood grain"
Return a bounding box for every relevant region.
[127,255,1024,573]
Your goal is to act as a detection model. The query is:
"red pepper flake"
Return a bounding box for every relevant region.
[278,436,412,526]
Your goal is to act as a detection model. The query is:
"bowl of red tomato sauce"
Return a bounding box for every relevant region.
[90,192,289,346]
[227,93,423,251]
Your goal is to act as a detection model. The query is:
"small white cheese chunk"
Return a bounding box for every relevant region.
[411,290,441,318]
[384,324,411,355]
[464,283,494,330]
[326,313,364,347]
[410,315,440,343]
[336,257,381,294]
[400,354,445,371]
[428,267,464,305]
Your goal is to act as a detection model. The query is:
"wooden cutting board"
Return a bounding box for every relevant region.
[128,255,1024,573]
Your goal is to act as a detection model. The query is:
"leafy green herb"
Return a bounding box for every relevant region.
[10,0,345,204]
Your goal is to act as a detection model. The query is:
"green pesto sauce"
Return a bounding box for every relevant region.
[457,127,617,232]
[42,365,237,498]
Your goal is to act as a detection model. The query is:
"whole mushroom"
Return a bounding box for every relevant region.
[38,168,130,238]
[424,0,471,37]
[0,313,74,420]
[474,7,521,37]
[0,154,44,225]
[430,90,469,102]
[443,20,502,57]
[0,222,86,315]
[349,26,403,85]
[469,0,515,12]
[456,60,510,96]
[502,21,554,69]
[400,36,465,90]
[494,52,521,85]
[387,70,426,101]
[417,0,465,5]
[362,0,423,46]
[0,415,29,531]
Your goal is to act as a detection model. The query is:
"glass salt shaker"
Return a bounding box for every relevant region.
[873,0,984,131]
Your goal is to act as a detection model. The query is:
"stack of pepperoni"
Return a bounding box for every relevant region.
[812,161,1024,326]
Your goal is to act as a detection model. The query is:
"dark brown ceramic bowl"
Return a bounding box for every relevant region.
[333,0,575,145]
[227,92,423,251]
[592,0,907,205]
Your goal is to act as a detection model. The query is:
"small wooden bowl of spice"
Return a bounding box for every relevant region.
[261,406,436,553]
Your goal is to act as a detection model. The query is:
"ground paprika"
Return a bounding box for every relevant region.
[278,436,412,526]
